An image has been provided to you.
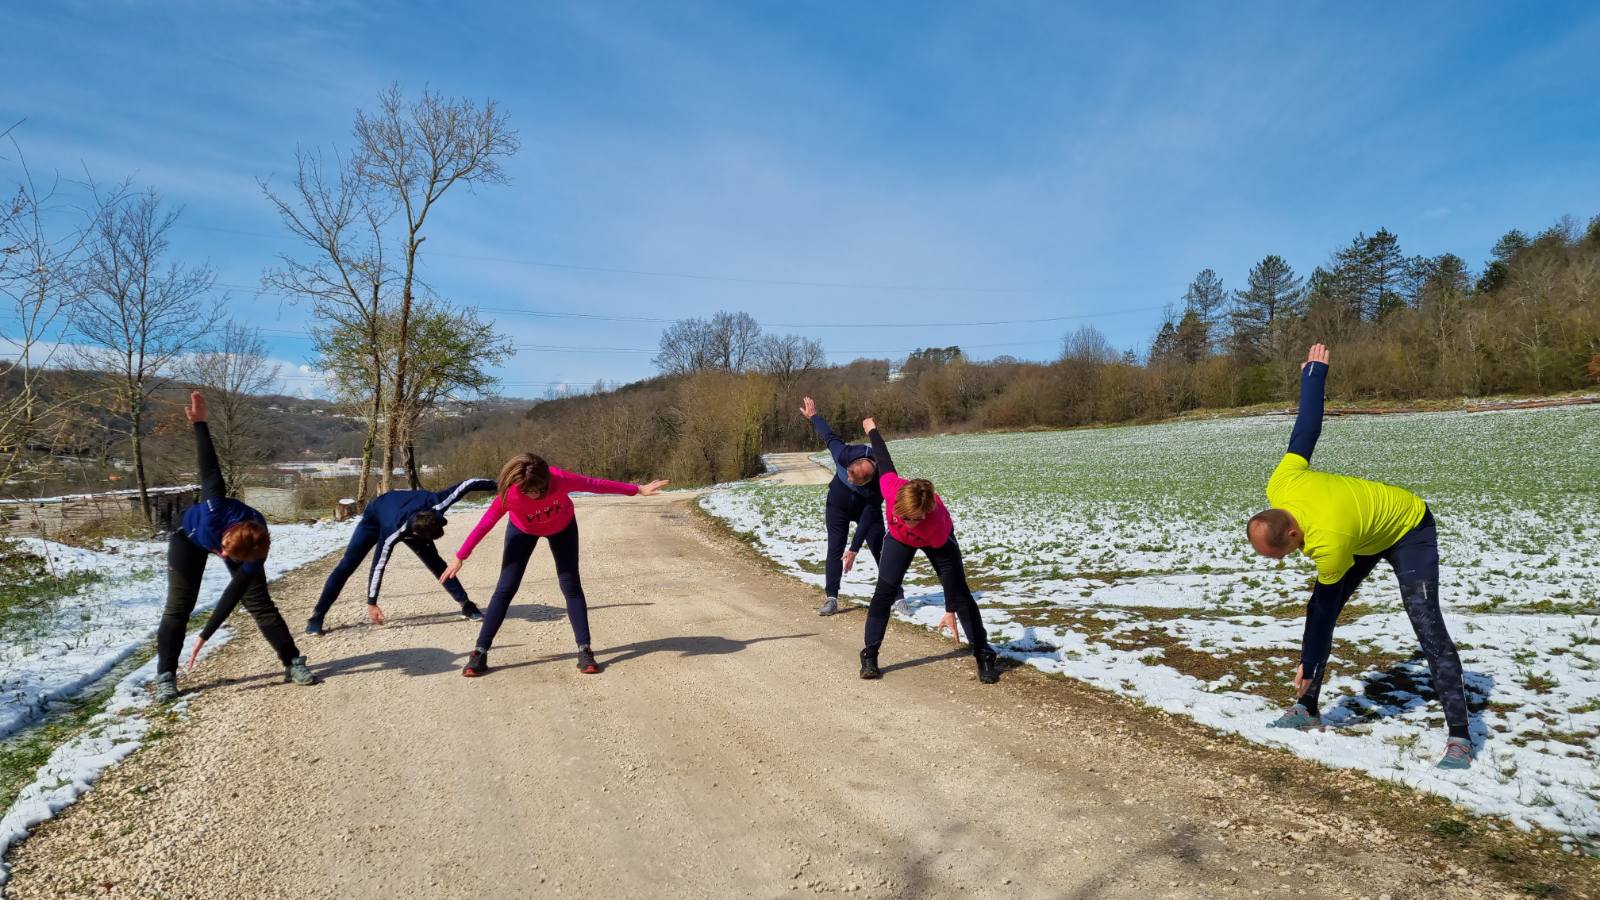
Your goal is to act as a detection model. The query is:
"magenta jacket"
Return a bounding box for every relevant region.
[455,467,637,558]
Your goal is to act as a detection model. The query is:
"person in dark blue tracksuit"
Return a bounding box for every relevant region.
[153,392,315,703]
[800,397,902,616]
[305,477,497,634]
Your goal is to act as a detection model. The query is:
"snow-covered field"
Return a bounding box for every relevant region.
[0,520,354,887]
[701,407,1600,850]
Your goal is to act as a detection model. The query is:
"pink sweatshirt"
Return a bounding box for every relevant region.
[880,470,954,549]
[455,467,638,559]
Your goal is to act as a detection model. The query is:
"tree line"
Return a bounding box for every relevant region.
[432,214,1600,488]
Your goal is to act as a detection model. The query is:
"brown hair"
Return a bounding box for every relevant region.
[1248,508,1296,551]
[221,520,271,562]
[894,479,937,520]
[498,453,553,503]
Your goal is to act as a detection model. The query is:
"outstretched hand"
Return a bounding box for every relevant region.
[638,479,669,496]
[1303,343,1329,371]
[799,396,817,419]
[440,557,464,584]
[936,612,962,643]
[861,416,877,435]
[187,636,206,671]
[184,391,208,424]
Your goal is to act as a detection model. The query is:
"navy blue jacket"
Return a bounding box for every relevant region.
[809,414,883,554]
[178,421,269,638]
[362,478,496,602]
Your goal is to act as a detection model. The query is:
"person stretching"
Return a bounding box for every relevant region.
[305,478,497,635]
[440,453,668,677]
[800,397,904,617]
[858,417,1000,685]
[153,392,315,702]
[1248,344,1473,770]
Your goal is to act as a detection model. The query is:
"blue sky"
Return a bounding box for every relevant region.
[5,1,1598,398]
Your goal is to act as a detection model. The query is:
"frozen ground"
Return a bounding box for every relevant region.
[700,407,1600,849]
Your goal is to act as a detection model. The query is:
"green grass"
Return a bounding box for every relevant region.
[0,540,105,637]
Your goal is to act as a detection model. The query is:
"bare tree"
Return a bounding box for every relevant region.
[352,85,519,491]
[708,311,763,372]
[181,321,280,491]
[389,299,512,488]
[263,147,391,504]
[72,188,220,520]
[0,136,106,491]
[653,310,768,375]
[755,332,825,388]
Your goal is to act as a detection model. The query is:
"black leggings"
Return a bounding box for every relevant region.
[156,532,299,674]
[1299,510,1469,737]
[473,518,589,651]
[864,534,988,655]
[823,481,886,597]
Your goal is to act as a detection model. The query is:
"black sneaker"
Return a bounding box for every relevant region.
[304,617,324,636]
[976,647,1000,684]
[576,646,602,674]
[463,648,489,678]
[859,647,882,680]
[460,601,484,622]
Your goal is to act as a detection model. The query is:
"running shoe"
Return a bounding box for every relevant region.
[1437,737,1474,770]
[284,656,318,686]
[304,617,324,636]
[818,596,840,616]
[1268,703,1321,730]
[576,646,602,674]
[462,648,489,678]
[976,647,1001,684]
[460,601,484,622]
[153,671,179,703]
[859,647,882,680]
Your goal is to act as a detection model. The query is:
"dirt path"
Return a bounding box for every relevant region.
[4,455,1516,898]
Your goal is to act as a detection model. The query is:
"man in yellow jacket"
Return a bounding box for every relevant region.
[1248,344,1473,770]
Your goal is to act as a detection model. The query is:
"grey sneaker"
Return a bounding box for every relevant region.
[1268,703,1321,730]
[283,656,318,686]
[153,671,179,703]
[1437,737,1474,770]
[818,596,840,616]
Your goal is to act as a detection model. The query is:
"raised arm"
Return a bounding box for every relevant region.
[185,392,226,500]
[864,418,896,476]
[802,397,851,466]
[561,470,643,497]
[1287,345,1330,461]
[432,477,498,512]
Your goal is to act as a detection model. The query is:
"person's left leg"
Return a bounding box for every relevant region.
[409,539,475,612]
[922,536,999,683]
[1386,510,1471,762]
[546,518,601,673]
[229,562,313,684]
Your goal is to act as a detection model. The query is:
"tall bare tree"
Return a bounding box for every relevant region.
[352,85,519,491]
[181,321,280,491]
[73,188,219,520]
[389,300,512,488]
[755,332,825,389]
[263,147,391,504]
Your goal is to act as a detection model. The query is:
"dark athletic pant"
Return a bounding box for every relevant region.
[156,532,299,674]
[474,518,589,651]
[311,515,469,619]
[864,534,989,656]
[1298,509,1469,738]
[824,480,887,598]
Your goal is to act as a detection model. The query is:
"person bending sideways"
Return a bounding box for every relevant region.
[305,477,497,635]
[858,417,1000,685]
[1248,344,1473,770]
[440,453,668,677]
[800,396,905,617]
[153,392,316,703]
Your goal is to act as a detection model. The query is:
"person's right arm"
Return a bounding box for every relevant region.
[1287,344,1329,461]
[806,409,851,467]
[185,392,227,500]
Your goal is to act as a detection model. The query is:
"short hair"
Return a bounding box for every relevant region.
[895,479,937,520]
[1248,508,1296,551]
[846,458,876,483]
[410,509,447,541]
[221,520,271,563]
[498,453,553,502]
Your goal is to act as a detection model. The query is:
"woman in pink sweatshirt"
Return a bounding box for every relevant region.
[440,453,667,676]
[859,418,1000,685]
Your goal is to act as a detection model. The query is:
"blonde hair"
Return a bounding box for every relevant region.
[221,521,271,562]
[498,453,552,502]
[894,479,937,520]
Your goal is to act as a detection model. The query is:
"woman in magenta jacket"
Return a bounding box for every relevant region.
[441,453,667,677]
